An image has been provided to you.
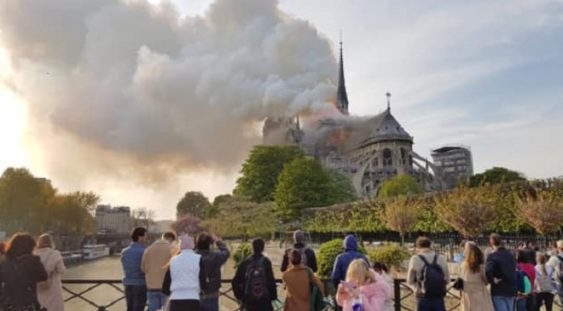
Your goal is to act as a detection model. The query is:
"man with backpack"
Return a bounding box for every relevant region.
[232,238,277,311]
[485,233,517,311]
[407,236,449,311]
[281,230,317,273]
[546,239,563,311]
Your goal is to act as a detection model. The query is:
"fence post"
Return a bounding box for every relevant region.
[394,279,401,311]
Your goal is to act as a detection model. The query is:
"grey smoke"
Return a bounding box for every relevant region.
[0,0,338,173]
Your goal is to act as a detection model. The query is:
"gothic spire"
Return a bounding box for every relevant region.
[336,38,349,115]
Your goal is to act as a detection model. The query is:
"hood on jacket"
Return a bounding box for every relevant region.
[359,270,392,298]
[343,235,358,251]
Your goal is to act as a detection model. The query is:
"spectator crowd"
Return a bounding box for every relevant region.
[0,228,562,311]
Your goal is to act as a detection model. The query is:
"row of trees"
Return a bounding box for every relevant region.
[173,145,562,240]
[234,145,356,217]
[304,177,563,241]
[173,145,357,234]
[0,167,98,236]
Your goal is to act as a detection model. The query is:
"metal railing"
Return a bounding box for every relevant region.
[392,279,460,311]
[62,279,280,311]
[62,278,561,311]
[62,279,124,311]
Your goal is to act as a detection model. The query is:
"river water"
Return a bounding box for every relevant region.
[63,245,288,310]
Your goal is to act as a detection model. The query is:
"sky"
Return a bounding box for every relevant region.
[1,0,562,220]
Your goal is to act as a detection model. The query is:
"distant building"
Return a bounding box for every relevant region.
[431,145,473,188]
[95,205,132,234]
[153,220,174,234]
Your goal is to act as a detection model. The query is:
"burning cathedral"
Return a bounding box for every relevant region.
[262,43,445,197]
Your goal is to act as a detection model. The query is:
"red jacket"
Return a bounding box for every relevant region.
[518,262,536,288]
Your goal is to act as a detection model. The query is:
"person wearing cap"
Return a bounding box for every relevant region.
[162,234,205,311]
[280,230,317,273]
[546,239,563,311]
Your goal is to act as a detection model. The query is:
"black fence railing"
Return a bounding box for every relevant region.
[62,278,561,311]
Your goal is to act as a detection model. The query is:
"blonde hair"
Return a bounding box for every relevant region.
[345,259,374,285]
[37,234,54,249]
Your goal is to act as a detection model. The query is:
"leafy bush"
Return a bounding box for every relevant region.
[233,242,252,268]
[368,244,411,270]
[316,238,367,278]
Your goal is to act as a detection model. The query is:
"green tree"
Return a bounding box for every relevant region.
[275,158,333,219]
[204,199,278,239]
[380,196,421,245]
[176,191,212,219]
[516,183,563,235]
[212,194,234,208]
[434,186,497,238]
[0,167,56,234]
[208,194,234,218]
[378,175,423,199]
[0,168,99,237]
[368,244,411,271]
[469,167,526,187]
[233,243,252,268]
[234,145,304,202]
[50,192,98,235]
[326,169,357,203]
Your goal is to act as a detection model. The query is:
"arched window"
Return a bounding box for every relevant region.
[401,148,407,165]
[383,148,392,167]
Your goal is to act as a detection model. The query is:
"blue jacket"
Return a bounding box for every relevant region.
[331,235,369,287]
[121,242,146,286]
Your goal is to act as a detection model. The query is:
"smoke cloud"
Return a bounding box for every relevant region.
[0,0,338,182]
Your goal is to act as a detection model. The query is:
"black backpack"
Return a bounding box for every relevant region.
[418,255,447,298]
[244,257,269,302]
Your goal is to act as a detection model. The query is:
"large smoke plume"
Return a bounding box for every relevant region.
[0,0,338,184]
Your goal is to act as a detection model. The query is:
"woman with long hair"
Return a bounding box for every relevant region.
[0,233,47,311]
[516,249,536,311]
[460,242,494,311]
[534,253,555,311]
[336,259,392,311]
[282,249,324,311]
[34,234,66,311]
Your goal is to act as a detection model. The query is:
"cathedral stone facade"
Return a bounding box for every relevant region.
[263,43,444,197]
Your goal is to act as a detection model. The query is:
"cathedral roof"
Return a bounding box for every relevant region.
[359,108,413,147]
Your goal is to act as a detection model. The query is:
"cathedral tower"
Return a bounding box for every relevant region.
[336,41,349,115]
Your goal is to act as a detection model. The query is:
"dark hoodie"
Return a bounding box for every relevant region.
[331,235,369,287]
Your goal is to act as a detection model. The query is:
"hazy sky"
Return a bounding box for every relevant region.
[1,0,562,219]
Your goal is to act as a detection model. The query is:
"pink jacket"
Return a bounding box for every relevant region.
[336,270,393,311]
